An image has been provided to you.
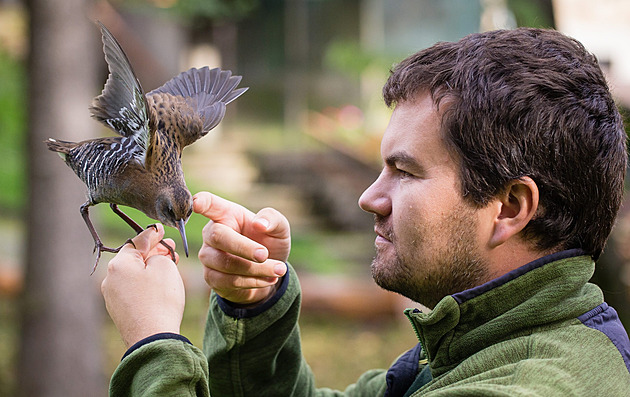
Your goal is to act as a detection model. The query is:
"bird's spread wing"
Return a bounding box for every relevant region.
[89,22,151,165]
[147,67,248,148]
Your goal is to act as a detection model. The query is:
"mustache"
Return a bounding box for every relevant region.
[374,214,394,241]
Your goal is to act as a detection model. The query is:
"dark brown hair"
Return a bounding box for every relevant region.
[383,28,627,259]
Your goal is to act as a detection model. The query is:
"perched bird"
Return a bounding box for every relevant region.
[47,22,247,273]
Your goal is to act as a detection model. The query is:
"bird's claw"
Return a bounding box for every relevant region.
[91,242,105,275]
[89,225,176,275]
[159,239,177,263]
[90,240,129,275]
[146,224,177,263]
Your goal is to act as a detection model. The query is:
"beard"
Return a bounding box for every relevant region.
[371,207,490,309]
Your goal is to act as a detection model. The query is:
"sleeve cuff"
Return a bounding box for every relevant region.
[215,263,290,319]
[122,332,192,361]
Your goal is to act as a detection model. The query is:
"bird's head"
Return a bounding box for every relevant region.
[155,189,193,257]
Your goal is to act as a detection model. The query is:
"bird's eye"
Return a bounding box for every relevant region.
[186,208,192,218]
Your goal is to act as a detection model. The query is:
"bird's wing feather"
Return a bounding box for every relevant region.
[148,66,247,147]
[89,22,152,165]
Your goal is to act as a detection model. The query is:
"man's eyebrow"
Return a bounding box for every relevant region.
[385,151,421,169]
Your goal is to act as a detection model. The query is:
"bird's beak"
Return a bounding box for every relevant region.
[176,219,189,257]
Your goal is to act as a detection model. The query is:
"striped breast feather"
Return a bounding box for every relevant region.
[148,66,248,135]
[89,22,151,166]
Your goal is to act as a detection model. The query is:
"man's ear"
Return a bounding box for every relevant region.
[489,177,539,248]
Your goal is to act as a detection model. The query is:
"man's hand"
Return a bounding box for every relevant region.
[101,224,184,348]
[193,192,290,306]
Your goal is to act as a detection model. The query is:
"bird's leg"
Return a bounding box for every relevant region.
[109,203,143,233]
[109,204,177,262]
[146,224,177,263]
[80,201,126,275]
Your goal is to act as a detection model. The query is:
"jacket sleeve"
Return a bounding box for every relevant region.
[203,263,389,397]
[109,334,210,396]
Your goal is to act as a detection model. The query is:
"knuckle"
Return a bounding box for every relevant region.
[199,246,227,271]
[201,221,219,243]
[207,228,223,247]
[106,258,118,273]
[201,220,213,237]
[198,245,211,263]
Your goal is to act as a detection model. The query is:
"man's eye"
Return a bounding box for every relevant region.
[396,168,413,178]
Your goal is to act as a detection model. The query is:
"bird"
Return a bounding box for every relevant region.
[46,22,247,273]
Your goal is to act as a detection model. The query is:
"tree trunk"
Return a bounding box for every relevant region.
[283,0,309,132]
[19,0,104,395]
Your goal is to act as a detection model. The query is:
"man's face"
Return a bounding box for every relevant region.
[359,93,490,308]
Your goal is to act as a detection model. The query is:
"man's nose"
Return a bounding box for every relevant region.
[358,172,391,217]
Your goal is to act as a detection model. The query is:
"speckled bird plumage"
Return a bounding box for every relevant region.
[46,22,247,272]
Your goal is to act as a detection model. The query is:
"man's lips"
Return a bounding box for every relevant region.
[373,216,392,244]
[374,228,392,244]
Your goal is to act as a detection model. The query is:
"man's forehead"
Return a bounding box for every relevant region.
[380,96,458,168]
[381,97,439,146]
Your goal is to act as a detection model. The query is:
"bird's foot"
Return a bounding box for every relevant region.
[146,224,177,263]
[90,226,177,274]
[91,240,127,275]
[124,238,136,250]
[161,240,177,263]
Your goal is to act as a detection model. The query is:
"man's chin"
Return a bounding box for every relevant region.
[370,255,443,308]
[370,256,407,294]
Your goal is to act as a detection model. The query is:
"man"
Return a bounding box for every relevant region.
[101,28,630,395]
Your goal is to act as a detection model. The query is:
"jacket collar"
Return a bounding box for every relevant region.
[405,249,603,376]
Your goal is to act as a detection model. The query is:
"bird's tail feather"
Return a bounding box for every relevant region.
[46,138,77,161]
[46,138,76,153]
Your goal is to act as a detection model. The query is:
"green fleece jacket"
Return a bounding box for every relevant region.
[110,250,630,396]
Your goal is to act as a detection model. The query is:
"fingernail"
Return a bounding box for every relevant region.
[254,248,267,262]
[256,218,270,230]
[274,263,287,277]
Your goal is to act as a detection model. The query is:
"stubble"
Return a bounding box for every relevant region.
[371,206,490,309]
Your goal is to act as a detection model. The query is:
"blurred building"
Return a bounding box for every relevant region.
[553,0,630,107]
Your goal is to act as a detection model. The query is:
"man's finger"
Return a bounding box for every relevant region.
[193,192,253,226]
[199,246,285,278]
[204,266,279,291]
[148,238,179,263]
[202,222,268,263]
[253,207,291,239]
[124,223,165,260]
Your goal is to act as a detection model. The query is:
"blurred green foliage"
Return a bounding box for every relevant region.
[171,0,259,20]
[324,41,378,79]
[0,49,26,216]
[113,0,260,21]
[508,0,555,28]
[0,295,17,396]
